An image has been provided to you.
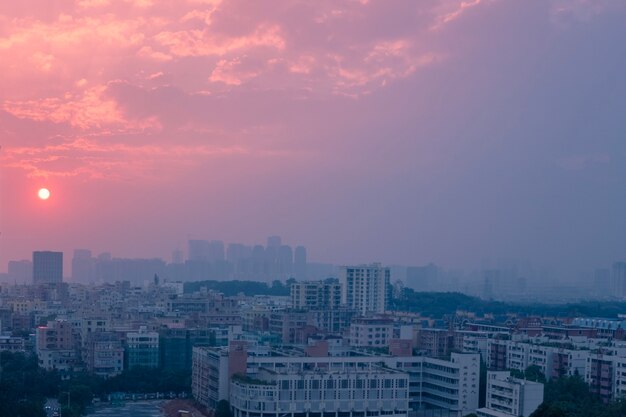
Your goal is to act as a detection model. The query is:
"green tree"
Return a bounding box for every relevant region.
[215,399,233,417]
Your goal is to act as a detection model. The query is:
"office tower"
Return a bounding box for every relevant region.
[339,263,390,315]
[612,262,626,298]
[188,240,211,261]
[172,249,184,264]
[8,260,33,283]
[278,245,293,275]
[294,246,307,279]
[72,249,95,282]
[267,235,282,248]
[207,240,225,262]
[33,251,63,284]
[252,245,266,278]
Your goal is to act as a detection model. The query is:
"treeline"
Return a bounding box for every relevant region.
[530,375,626,417]
[0,351,58,417]
[0,351,190,417]
[392,288,626,318]
[184,279,293,296]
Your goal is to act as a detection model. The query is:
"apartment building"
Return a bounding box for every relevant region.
[35,320,80,376]
[476,371,543,417]
[340,264,390,315]
[348,316,393,348]
[291,280,342,310]
[488,339,588,379]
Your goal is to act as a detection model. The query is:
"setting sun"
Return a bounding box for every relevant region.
[38,188,50,200]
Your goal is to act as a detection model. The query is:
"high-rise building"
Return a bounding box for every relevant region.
[8,260,33,283]
[294,246,307,279]
[209,240,225,262]
[72,249,95,282]
[339,263,390,315]
[172,249,184,264]
[612,262,626,299]
[33,251,63,284]
[188,240,211,261]
[290,280,342,310]
[266,236,282,248]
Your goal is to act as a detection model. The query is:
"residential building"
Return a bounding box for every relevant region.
[476,371,543,417]
[348,316,393,348]
[340,263,390,315]
[290,280,341,310]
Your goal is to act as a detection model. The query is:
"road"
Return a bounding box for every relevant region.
[85,400,165,417]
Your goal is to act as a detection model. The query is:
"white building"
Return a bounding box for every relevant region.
[291,280,342,310]
[192,344,480,416]
[476,371,543,417]
[340,264,390,315]
[348,316,393,348]
[488,339,589,380]
[192,346,230,408]
[230,367,409,417]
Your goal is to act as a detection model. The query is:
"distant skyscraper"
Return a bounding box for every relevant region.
[267,235,282,248]
[278,245,293,275]
[207,240,225,262]
[294,246,307,279]
[172,249,184,264]
[612,262,626,298]
[72,249,95,282]
[340,263,390,315]
[188,240,210,261]
[8,260,33,283]
[33,251,63,284]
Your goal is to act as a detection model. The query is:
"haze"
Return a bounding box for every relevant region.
[1,0,626,276]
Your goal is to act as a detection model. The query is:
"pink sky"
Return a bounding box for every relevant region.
[2,0,626,273]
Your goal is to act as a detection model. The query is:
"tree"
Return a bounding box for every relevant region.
[511,365,546,384]
[215,400,233,417]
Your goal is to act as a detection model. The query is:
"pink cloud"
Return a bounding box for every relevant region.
[1,137,251,181]
[2,85,159,131]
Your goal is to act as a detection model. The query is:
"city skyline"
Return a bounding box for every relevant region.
[2,1,626,277]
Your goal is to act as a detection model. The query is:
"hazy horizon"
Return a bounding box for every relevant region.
[2,1,626,276]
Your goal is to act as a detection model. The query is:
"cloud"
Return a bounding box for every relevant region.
[153,23,286,57]
[2,85,159,131]
[1,137,250,181]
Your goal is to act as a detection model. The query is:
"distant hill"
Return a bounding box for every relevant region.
[392,288,626,319]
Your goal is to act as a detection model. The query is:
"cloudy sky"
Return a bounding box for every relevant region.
[1,0,626,273]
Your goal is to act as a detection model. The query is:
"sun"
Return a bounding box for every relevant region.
[38,188,51,200]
